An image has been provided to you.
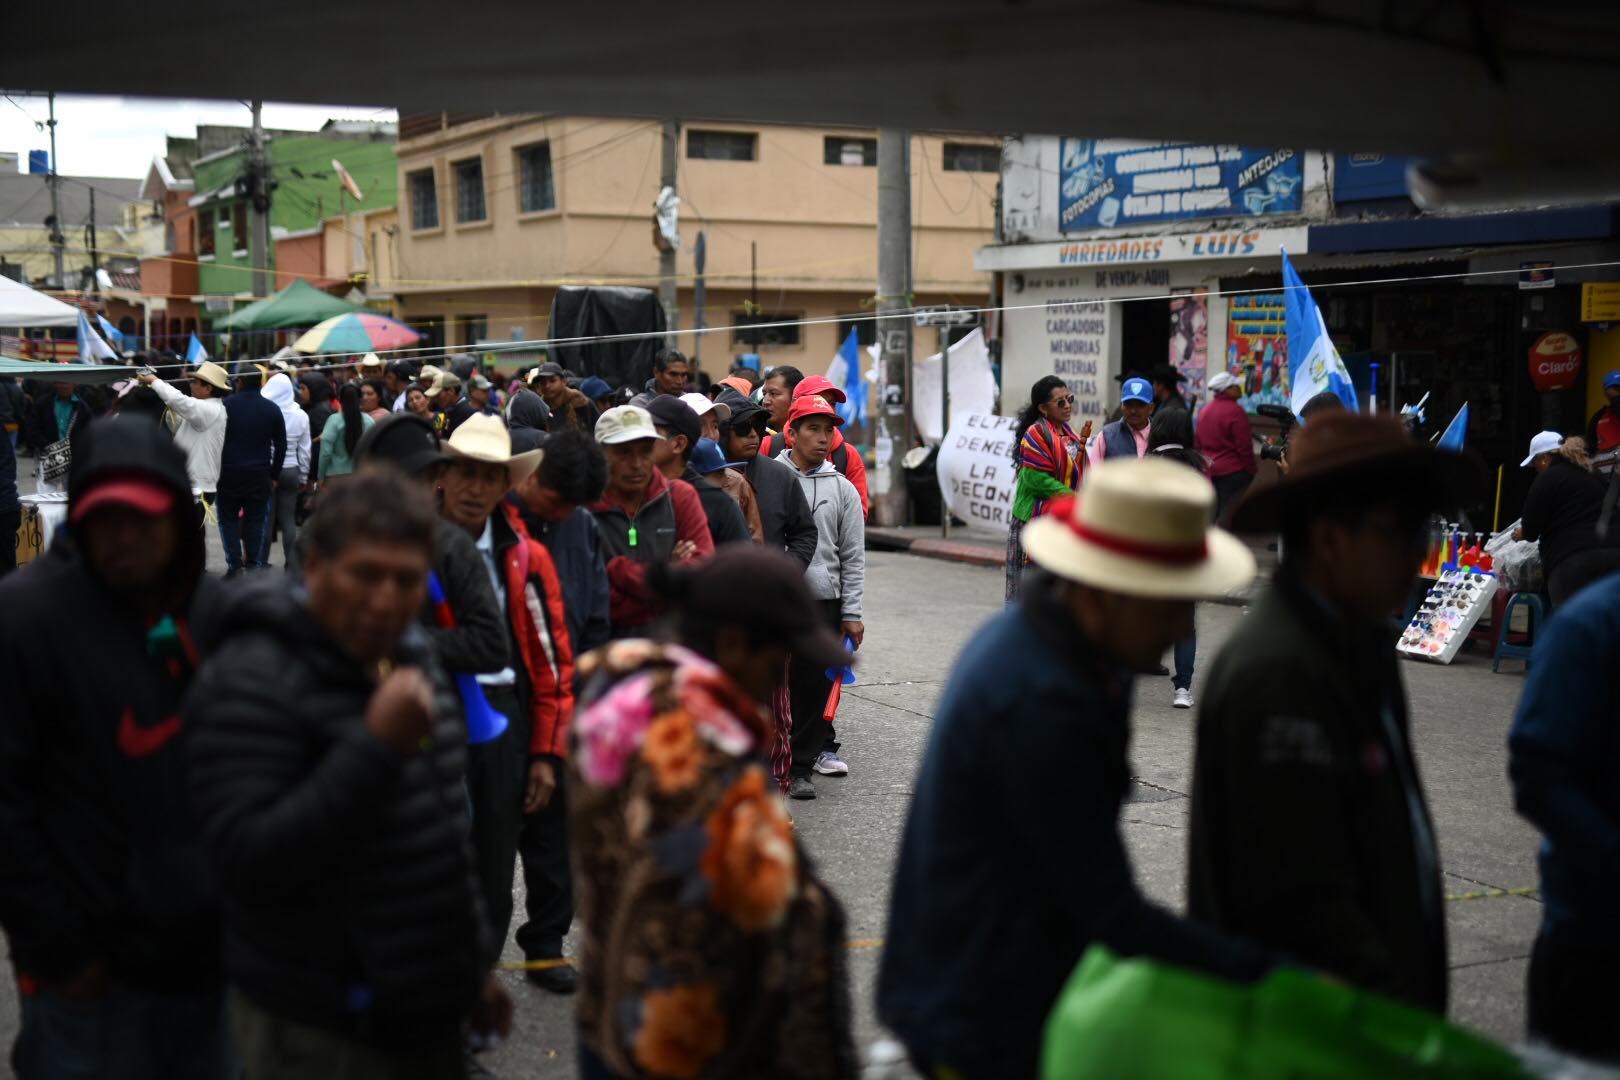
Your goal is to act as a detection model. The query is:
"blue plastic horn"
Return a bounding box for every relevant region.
[824,634,858,686]
[426,572,509,746]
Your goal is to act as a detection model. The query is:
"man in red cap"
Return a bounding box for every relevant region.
[778,395,866,798]
[0,418,231,1077]
[760,373,870,516]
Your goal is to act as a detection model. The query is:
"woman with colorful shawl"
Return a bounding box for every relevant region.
[1007,375,1088,602]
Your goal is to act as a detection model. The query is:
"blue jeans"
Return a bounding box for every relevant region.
[12,986,233,1080]
[216,488,269,572]
[1173,633,1196,691]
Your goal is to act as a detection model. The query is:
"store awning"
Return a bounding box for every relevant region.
[1308,206,1620,255]
[214,279,364,331]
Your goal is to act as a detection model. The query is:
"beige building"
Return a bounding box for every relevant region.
[387,114,996,373]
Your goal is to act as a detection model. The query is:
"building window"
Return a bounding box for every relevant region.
[516,143,555,213]
[688,130,757,162]
[411,316,445,351]
[198,209,215,256]
[943,142,999,173]
[835,314,879,348]
[453,158,486,223]
[732,311,802,348]
[408,168,439,230]
[457,314,488,346]
[231,203,248,252]
[824,136,877,166]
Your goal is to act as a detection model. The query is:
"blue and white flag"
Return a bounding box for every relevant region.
[76,310,118,364]
[825,328,866,427]
[95,313,124,352]
[1283,250,1358,416]
[1436,402,1468,453]
[185,332,209,365]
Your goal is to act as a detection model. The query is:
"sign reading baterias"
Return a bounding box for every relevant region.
[1059,139,1302,232]
[935,413,1018,535]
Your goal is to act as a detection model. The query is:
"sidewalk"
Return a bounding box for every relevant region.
[868,523,1277,606]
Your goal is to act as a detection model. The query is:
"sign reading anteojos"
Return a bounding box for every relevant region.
[1059,139,1302,232]
[935,413,1018,534]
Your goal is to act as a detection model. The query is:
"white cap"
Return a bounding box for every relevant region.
[1207,371,1239,393]
[1520,430,1563,467]
[595,404,665,446]
[679,391,731,422]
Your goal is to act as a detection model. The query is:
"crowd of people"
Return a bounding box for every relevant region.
[2,342,1619,1078]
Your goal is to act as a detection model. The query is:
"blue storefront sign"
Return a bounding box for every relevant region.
[1058,139,1302,233]
[1332,152,1413,203]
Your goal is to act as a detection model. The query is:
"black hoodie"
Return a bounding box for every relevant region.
[185,576,491,1046]
[0,418,222,992]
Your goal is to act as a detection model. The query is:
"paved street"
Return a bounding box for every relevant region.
[0,547,1542,1075]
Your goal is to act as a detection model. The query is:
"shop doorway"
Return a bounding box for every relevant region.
[1119,295,1171,382]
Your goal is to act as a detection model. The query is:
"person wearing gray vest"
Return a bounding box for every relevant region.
[1088,376,1155,469]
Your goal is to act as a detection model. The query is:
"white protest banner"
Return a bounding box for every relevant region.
[935,412,1018,535]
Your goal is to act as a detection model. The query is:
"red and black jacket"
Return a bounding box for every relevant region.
[495,502,577,759]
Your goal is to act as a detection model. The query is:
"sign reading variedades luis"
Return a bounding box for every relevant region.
[936,413,1018,535]
[1059,139,1301,232]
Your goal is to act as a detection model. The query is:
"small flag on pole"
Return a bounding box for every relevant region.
[825,328,865,428]
[1436,402,1469,453]
[76,310,118,364]
[185,332,209,364]
[96,313,125,352]
[1282,249,1359,417]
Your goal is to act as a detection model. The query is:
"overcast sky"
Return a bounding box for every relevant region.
[0,94,397,180]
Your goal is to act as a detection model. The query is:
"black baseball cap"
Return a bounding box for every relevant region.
[659,547,852,670]
[354,413,450,476]
[644,394,701,448]
[530,362,565,381]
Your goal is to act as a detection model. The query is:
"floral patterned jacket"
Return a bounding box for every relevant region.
[570,641,855,1079]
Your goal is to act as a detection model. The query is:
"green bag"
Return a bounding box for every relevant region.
[1042,946,1525,1079]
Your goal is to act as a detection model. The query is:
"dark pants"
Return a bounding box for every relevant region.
[261,467,301,571]
[216,478,271,573]
[468,684,531,957]
[0,506,18,578]
[788,599,842,778]
[1547,548,1620,608]
[1527,931,1620,1062]
[1211,471,1254,527]
[1172,632,1196,691]
[13,985,232,1080]
[516,770,574,961]
[229,988,461,1080]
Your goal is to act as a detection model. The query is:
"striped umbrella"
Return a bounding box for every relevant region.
[292,312,421,354]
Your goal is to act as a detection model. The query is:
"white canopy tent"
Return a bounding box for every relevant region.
[0,275,80,329]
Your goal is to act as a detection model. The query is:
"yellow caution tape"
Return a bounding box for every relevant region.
[1444,885,1539,903]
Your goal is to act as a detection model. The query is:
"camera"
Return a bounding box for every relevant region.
[1255,403,1296,462]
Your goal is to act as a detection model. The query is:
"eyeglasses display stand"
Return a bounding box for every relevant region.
[1397,567,1498,665]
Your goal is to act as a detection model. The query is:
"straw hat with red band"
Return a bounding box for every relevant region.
[793,374,847,404]
[787,395,845,428]
[1022,457,1255,600]
[70,476,177,524]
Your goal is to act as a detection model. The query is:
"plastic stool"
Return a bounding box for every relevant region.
[1493,592,1547,672]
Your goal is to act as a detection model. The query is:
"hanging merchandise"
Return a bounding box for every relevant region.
[1398,567,1498,665]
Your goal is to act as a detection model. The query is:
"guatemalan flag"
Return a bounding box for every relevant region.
[96,313,125,352]
[1283,250,1358,417]
[76,310,118,364]
[186,332,209,364]
[825,328,866,427]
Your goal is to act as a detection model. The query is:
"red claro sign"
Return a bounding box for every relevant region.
[1527,331,1583,391]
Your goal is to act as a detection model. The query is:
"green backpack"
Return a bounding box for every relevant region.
[1042,946,1525,1079]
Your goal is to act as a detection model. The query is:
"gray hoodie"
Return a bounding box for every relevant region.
[777,449,864,618]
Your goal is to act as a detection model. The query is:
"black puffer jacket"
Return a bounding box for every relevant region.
[0,419,221,992]
[716,389,817,566]
[186,577,491,1047]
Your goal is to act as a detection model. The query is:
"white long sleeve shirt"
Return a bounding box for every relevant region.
[150,378,227,493]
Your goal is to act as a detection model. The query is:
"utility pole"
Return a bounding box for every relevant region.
[658,118,679,348]
[87,187,99,286]
[46,92,64,290]
[248,99,270,298]
[872,129,914,527]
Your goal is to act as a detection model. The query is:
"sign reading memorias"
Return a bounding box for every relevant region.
[1527,331,1583,392]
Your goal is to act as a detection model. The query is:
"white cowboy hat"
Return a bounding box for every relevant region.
[191,361,231,392]
[443,413,542,488]
[1022,457,1255,599]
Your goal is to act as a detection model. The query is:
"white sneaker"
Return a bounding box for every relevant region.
[1173,688,1194,709]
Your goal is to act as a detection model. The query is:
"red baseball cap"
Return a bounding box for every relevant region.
[787,395,845,428]
[71,476,176,523]
[793,374,847,404]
